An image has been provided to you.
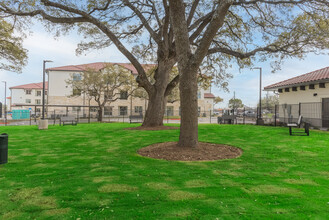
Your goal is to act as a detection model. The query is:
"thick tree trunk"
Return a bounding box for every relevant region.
[97,107,103,122]
[177,67,199,148]
[141,59,175,127]
[142,91,167,127]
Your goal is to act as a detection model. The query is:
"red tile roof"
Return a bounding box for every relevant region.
[204,93,215,98]
[265,66,329,90]
[10,82,48,90]
[47,62,156,75]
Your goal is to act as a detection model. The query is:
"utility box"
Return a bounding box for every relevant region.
[12,110,30,120]
[0,133,8,164]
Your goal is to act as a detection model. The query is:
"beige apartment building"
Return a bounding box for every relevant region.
[9,82,48,114]
[10,62,215,117]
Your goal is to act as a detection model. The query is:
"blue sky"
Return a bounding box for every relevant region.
[1,24,329,108]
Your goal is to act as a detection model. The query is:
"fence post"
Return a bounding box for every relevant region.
[88,107,91,124]
[243,107,245,124]
[29,111,32,126]
[299,102,301,116]
[34,106,37,123]
[274,105,277,127]
[77,108,79,123]
[167,109,169,124]
[66,107,68,116]
[54,110,56,125]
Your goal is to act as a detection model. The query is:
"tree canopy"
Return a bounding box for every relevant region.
[0,18,27,72]
[66,64,134,121]
[228,98,244,109]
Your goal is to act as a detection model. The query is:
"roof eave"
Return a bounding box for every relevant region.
[264,79,329,91]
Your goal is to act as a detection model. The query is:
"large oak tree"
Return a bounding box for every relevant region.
[2,1,329,147]
[168,0,329,147]
[0,1,231,128]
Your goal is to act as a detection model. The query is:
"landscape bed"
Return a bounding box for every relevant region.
[0,123,328,219]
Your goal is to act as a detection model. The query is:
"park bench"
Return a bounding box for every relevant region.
[217,115,237,124]
[287,115,309,136]
[129,114,143,123]
[60,115,77,126]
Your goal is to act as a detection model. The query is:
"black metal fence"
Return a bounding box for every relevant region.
[1,102,328,129]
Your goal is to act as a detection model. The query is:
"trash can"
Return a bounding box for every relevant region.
[0,133,8,164]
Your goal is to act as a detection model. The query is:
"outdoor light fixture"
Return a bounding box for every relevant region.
[42,60,53,120]
[253,67,264,125]
[313,93,318,96]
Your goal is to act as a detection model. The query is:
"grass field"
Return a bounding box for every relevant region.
[0,123,328,219]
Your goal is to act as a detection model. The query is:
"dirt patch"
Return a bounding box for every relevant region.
[126,126,179,131]
[138,142,242,161]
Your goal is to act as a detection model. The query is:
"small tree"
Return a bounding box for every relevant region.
[0,18,27,72]
[67,64,134,122]
[214,97,224,105]
[259,94,279,109]
[228,98,243,110]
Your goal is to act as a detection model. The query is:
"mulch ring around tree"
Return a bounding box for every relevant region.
[125,126,179,131]
[138,142,243,161]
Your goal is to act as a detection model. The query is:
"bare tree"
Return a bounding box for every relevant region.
[66,64,134,122]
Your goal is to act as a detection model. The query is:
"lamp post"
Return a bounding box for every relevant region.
[39,60,52,130]
[2,81,6,126]
[253,67,264,125]
[42,60,52,119]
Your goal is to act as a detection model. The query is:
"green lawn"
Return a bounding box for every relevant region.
[0,123,328,219]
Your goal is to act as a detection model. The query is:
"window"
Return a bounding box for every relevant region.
[319,83,326,88]
[45,91,48,96]
[197,91,201,99]
[278,89,283,93]
[25,90,32,95]
[90,107,98,112]
[309,84,315,90]
[73,73,82,81]
[120,91,128,100]
[36,108,41,113]
[26,99,31,104]
[35,99,41,105]
[73,88,81,96]
[119,106,128,116]
[36,91,42,96]
[284,88,289,92]
[292,87,297,91]
[300,86,305,91]
[166,106,174,116]
[134,106,143,114]
[72,107,81,112]
[104,106,113,116]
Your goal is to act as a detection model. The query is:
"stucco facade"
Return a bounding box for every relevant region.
[10,82,48,113]
[277,83,329,105]
[10,62,214,117]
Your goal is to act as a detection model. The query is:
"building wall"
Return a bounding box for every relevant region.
[10,88,45,111]
[279,83,329,105]
[47,70,214,114]
[277,83,329,128]
[48,70,77,97]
